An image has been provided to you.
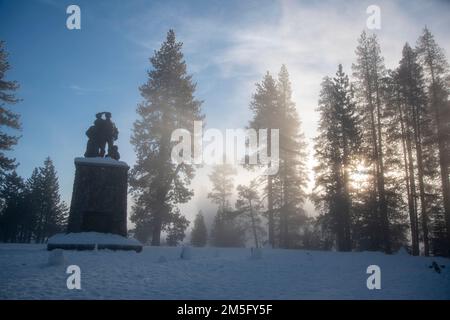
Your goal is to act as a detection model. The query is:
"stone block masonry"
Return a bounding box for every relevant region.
[67,157,129,237]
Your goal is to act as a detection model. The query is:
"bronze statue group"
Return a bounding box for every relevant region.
[85,112,120,160]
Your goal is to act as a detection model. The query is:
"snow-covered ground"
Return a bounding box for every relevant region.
[0,244,449,299]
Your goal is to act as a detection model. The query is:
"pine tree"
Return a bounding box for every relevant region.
[416,27,450,255]
[385,43,434,255]
[352,31,392,253]
[33,157,67,243]
[25,168,42,241]
[276,65,308,248]
[0,171,25,242]
[0,159,66,244]
[248,72,279,247]
[235,180,265,248]
[313,64,360,251]
[248,67,308,248]
[191,211,207,247]
[431,100,450,255]
[18,170,40,243]
[210,210,244,247]
[165,210,189,246]
[207,164,236,213]
[0,41,21,175]
[130,30,203,245]
[385,69,420,255]
[208,164,243,247]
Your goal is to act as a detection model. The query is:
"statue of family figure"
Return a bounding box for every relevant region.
[84,112,120,160]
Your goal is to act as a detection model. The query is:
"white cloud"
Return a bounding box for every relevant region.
[67,84,109,95]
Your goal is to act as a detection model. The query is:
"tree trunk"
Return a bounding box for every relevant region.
[369,100,385,251]
[435,106,450,253]
[267,176,274,248]
[342,120,352,251]
[375,84,391,254]
[151,213,162,246]
[429,63,450,253]
[397,98,420,255]
[249,199,259,248]
[412,101,429,255]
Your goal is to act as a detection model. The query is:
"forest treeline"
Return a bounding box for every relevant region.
[313,29,450,256]
[129,28,450,256]
[1,27,449,256]
[0,41,67,243]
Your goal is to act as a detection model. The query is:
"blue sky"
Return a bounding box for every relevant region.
[1,0,450,226]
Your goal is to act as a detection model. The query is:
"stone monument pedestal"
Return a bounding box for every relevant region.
[67,157,129,236]
[47,157,142,252]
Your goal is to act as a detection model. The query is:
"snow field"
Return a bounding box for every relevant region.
[0,244,449,299]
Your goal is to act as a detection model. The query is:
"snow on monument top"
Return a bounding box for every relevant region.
[75,157,129,168]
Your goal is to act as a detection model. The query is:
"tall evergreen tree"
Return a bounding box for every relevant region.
[248,66,308,248]
[1,159,67,243]
[19,169,40,242]
[190,211,207,247]
[276,65,308,248]
[313,65,360,251]
[210,210,245,247]
[0,41,21,175]
[249,72,279,247]
[130,30,203,245]
[416,27,450,254]
[165,210,189,246]
[385,70,420,255]
[385,43,434,255]
[0,171,25,242]
[235,180,265,248]
[207,164,236,213]
[208,164,243,247]
[352,31,392,253]
[33,157,67,243]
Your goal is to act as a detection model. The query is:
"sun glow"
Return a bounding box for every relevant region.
[350,162,371,191]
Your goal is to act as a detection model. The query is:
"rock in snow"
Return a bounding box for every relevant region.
[47,249,66,266]
[250,247,262,260]
[157,255,168,263]
[395,247,410,256]
[180,246,192,260]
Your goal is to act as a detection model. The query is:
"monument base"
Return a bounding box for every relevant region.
[67,157,129,236]
[47,232,143,252]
